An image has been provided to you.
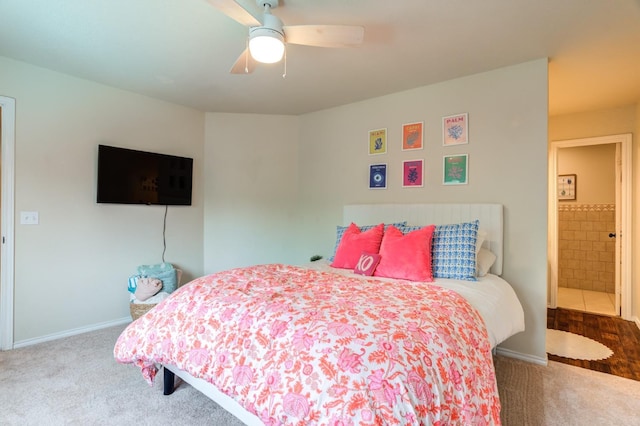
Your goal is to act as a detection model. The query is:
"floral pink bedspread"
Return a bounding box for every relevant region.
[114,264,500,425]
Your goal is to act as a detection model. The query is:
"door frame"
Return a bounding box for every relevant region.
[548,133,632,319]
[0,96,16,350]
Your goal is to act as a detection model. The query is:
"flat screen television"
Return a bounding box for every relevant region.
[97,144,193,206]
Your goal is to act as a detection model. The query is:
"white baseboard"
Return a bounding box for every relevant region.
[634,316,640,330]
[12,317,131,349]
[495,346,548,366]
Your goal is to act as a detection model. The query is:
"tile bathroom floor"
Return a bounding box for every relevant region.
[557,287,616,316]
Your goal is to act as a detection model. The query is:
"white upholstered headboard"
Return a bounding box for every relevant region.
[343,203,504,276]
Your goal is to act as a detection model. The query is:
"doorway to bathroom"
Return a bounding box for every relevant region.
[549,134,632,319]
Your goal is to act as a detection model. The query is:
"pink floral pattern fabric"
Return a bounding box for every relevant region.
[114,264,500,425]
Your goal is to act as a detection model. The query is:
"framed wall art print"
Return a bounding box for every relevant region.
[402,121,424,151]
[369,163,387,189]
[557,174,576,201]
[442,113,468,146]
[368,128,387,155]
[402,159,424,188]
[443,154,468,185]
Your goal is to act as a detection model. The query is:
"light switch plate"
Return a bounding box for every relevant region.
[20,211,39,225]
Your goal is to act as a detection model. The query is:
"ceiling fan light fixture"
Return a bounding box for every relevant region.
[249,27,285,64]
[210,0,364,75]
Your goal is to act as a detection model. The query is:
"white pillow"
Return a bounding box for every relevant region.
[476,229,487,254]
[476,247,497,277]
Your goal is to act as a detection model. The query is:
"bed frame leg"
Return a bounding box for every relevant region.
[163,367,175,395]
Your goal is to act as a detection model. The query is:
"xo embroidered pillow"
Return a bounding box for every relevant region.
[353,252,382,276]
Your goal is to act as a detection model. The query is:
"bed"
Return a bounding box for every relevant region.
[114,203,524,425]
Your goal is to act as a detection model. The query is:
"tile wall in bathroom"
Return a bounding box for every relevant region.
[558,203,615,293]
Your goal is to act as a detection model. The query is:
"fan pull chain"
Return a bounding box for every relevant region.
[245,38,249,73]
[282,47,287,78]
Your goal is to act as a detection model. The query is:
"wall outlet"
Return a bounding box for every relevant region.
[20,211,39,225]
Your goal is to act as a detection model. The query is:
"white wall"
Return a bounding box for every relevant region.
[0,56,205,343]
[297,59,549,361]
[201,59,550,361]
[557,144,616,204]
[203,113,301,273]
[2,55,550,361]
[550,105,636,141]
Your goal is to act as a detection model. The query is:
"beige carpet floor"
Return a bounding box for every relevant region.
[494,355,640,425]
[1,324,640,425]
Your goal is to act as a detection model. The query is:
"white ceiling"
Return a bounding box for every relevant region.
[1,0,639,116]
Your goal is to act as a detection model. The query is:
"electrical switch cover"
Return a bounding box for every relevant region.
[20,211,39,225]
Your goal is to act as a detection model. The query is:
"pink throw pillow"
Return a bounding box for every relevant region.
[354,252,382,276]
[331,223,384,269]
[374,225,436,281]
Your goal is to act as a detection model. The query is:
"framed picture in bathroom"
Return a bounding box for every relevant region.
[558,174,576,201]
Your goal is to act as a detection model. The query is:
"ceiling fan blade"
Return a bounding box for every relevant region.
[206,0,261,27]
[230,48,257,74]
[283,25,364,48]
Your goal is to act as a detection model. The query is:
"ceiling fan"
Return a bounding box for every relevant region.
[206,0,365,74]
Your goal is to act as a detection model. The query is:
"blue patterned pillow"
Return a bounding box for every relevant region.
[330,222,407,261]
[429,220,479,281]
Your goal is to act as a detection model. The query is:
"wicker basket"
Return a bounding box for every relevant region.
[130,302,157,321]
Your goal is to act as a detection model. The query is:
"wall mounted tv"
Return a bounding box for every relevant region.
[97,144,193,206]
